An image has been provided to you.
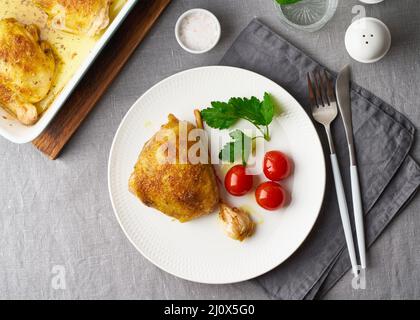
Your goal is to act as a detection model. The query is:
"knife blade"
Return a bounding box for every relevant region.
[336,65,356,165]
[335,65,367,270]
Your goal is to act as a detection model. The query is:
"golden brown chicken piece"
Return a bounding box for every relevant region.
[32,0,111,36]
[129,114,219,222]
[0,18,55,125]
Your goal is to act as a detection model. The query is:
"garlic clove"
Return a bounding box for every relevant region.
[219,203,255,241]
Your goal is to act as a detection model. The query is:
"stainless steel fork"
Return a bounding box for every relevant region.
[307,71,359,277]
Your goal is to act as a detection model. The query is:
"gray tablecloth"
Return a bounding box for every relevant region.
[1,0,420,299]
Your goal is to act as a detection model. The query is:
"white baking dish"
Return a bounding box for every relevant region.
[0,0,138,144]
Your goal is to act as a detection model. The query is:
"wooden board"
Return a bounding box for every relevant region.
[33,0,172,159]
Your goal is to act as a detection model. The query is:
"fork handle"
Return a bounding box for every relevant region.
[330,153,359,276]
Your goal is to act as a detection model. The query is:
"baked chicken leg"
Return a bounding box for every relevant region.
[129,114,219,222]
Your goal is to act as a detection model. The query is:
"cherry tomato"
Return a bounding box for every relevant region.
[255,181,287,210]
[263,151,292,181]
[224,165,253,196]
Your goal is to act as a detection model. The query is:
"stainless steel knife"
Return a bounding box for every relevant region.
[336,65,366,270]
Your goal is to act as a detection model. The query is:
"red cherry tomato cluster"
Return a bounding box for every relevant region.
[224,150,292,211]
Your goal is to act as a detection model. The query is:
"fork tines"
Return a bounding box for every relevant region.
[307,70,336,108]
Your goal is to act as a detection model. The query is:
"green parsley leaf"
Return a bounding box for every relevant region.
[261,92,275,125]
[219,130,252,165]
[229,96,265,126]
[275,0,302,5]
[200,92,275,141]
[200,101,237,129]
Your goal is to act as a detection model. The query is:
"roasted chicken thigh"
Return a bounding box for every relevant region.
[32,0,111,36]
[0,18,55,125]
[129,114,219,222]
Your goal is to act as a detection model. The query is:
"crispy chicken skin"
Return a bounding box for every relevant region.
[129,114,219,222]
[32,0,111,36]
[0,18,55,125]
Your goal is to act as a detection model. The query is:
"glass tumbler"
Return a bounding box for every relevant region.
[275,0,339,32]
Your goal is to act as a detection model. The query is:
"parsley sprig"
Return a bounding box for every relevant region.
[201,92,275,141]
[201,92,277,165]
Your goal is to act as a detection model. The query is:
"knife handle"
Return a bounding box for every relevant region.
[350,165,366,269]
[331,154,359,276]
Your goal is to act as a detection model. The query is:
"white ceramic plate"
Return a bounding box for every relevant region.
[108,66,326,284]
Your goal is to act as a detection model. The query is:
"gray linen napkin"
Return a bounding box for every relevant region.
[220,19,420,300]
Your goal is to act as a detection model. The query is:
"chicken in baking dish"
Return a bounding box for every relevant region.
[32,0,111,36]
[0,18,55,125]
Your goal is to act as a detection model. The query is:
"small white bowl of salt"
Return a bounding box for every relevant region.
[175,8,221,54]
